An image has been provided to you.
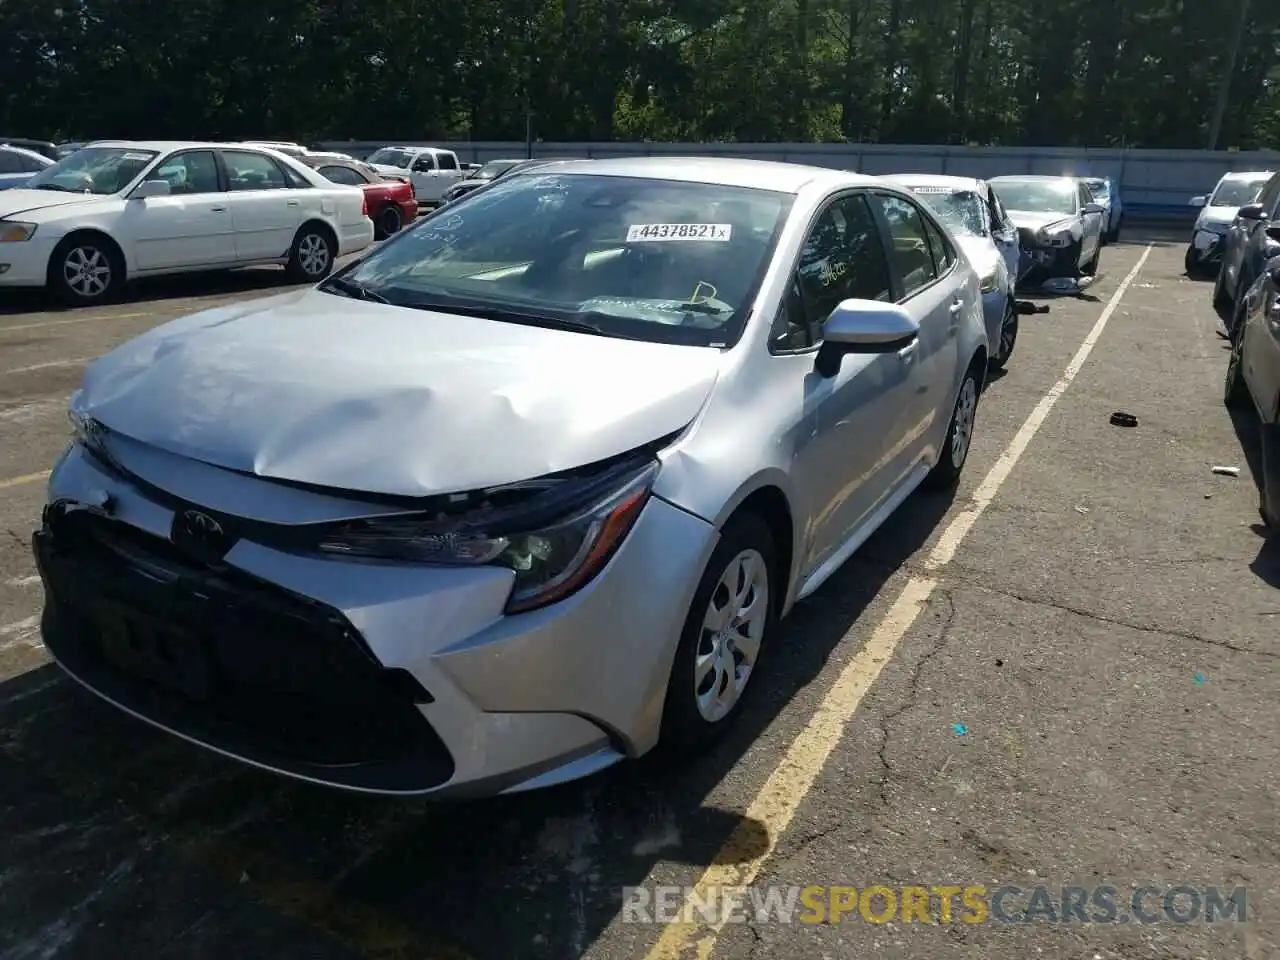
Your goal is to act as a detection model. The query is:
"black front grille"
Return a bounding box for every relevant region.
[35,505,455,792]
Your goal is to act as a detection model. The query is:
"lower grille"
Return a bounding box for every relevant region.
[35,504,455,792]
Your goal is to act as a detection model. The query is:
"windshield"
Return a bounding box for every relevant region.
[1085,178,1110,199]
[990,180,1078,216]
[334,173,792,347]
[474,160,522,181]
[23,146,159,195]
[1211,177,1269,207]
[907,187,987,237]
[367,148,414,168]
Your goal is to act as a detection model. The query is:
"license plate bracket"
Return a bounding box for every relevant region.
[93,601,216,701]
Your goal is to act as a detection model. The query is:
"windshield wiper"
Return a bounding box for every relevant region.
[31,183,74,192]
[318,275,389,303]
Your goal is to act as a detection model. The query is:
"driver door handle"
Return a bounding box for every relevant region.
[949,299,964,314]
[209,206,227,212]
[286,199,300,207]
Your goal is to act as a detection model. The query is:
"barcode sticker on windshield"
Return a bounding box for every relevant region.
[626,223,732,242]
[911,186,957,194]
[122,153,152,161]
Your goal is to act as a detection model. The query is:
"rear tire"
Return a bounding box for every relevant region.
[1185,246,1202,279]
[376,205,403,240]
[988,298,1018,370]
[926,363,981,489]
[660,513,777,755]
[285,225,336,283]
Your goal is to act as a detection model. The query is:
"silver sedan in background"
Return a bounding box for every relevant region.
[888,173,1021,368]
[35,158,988,798]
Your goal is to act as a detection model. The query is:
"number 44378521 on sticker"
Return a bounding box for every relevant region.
[626,223,732,242]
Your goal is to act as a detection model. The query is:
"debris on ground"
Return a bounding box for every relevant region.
[1109,412,1138,427]
[952,723,968,737]
[1211,465,1241,477]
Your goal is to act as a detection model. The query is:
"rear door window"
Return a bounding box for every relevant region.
[869,193,939,299]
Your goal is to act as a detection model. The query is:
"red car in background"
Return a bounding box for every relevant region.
[304,157,417,239]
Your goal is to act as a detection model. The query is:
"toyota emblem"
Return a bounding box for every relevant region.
[181,510,224,541]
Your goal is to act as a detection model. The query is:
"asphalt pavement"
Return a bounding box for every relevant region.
[1,234,1277,960]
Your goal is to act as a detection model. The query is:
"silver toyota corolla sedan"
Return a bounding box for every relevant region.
[35,158,988,798]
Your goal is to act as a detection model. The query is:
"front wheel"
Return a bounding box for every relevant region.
[660,513,777,754]
[926,365,981,489]
[286,226,336,283]
[49,235,122,306]
[1185,246,1202,279]
[1224,321,1250,409]
[989,298,1018,370]
[1080,245,1100,277]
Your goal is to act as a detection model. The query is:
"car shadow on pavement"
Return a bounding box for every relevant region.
[0,484,958,958]
[1224,405,1280,587]
[0,267,307,316]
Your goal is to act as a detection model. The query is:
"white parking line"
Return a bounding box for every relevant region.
[0,311,148,334]
[0,356,95,377]
[4,576,40,588]
[0,470,51,491]
[644,244,1154,959]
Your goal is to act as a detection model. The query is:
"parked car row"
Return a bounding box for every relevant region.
[0,140,376,304]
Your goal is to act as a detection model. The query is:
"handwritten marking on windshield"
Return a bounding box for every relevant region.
[626,223,732,242]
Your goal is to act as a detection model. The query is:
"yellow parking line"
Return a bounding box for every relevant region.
[0,470,50,491]
[0,311,149,334]
[642,244,1154,960]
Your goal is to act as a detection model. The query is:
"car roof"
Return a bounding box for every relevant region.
[507,156,878,194]
[989,174,1080,185]
[81,140,228,152]
[0,144,52,163]
[885,173,986,193]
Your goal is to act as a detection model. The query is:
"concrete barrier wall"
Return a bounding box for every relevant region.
[317,141,1280,223]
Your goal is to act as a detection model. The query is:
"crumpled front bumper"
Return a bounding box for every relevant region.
[35,439,719,798]
[1187,229,1226,267]
[1016,234,1089,292]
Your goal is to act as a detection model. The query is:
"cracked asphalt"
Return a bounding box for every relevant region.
[1,231,1277,960]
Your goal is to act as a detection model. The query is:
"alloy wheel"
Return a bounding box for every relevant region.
[63,246,111,299]
[298,234,330,276]
[694,548,769,723]
[951,376,978,468]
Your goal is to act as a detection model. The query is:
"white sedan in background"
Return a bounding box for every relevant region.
[0,141,375,305]
[888,174,1021,367]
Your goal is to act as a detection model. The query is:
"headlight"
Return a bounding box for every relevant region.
[0,221,37,243]
[315,457,659,614]
[1035,228,1072,248]
[979,271,999,293]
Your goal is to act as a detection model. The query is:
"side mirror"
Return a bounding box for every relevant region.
[1083,202,1105,215]
[1266,225,1280,245]
[816,300,919,378]
[131,179,171,199]
[1190,195,1207,208]
[1238,202,1267,221]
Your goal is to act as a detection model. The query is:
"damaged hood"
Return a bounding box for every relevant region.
[1004,210,1079,233]
[0,189,101,218]
[73,290,724,498]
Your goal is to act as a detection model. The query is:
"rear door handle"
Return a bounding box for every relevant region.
[210,206,227,212]
[286,199,300,207]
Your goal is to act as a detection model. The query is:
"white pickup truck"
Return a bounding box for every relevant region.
[364,146,465,204]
